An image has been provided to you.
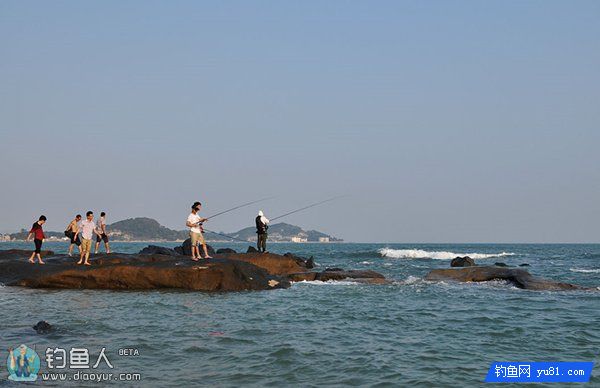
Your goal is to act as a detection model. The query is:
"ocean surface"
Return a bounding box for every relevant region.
[1,242,599,387]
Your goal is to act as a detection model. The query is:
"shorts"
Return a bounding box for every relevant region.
[96,233,109,243]
[190,232,205,246]
[68,232,81,246]
[80,238,92,253]
[34,239,43,254]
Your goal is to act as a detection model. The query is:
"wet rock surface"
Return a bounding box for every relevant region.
[451,256,476,267]
[0,248,387,292]
[425,266,591,291]
[0,250,288,292]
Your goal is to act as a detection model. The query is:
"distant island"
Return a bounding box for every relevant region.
[1,217,343,243]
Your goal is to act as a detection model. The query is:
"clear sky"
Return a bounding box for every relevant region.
[1,1,599,242]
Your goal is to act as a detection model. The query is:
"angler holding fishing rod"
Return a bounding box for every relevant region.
[186,202,211,261]
[185,197,275,260]
[252,196,346,253]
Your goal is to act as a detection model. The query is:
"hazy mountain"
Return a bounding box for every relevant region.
[6,218,342,242]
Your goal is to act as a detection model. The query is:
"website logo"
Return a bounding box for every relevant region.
[6,345,40,382]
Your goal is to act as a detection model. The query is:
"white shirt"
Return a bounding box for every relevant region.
[80,219,96,240]
[96,216,106,234]
[187,213,202,234]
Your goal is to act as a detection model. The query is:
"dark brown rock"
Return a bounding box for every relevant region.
[0,250,288,292]
[425,266,591,291]
[138,245,181,256]
[451,256,476,267]
[174,238,215,256]
[215,251,310,275]
[316,269,388,284]
[216,248,237,254]
[33,321,52,334]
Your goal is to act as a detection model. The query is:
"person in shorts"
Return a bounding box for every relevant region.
[65,214,82,256]
[75,211,101,265]
[94,211,111,254]
[26,215,47,264]
[186,202,212,260]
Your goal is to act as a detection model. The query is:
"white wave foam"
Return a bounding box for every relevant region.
[570,268,600,274]
[400,275,421,285]
[294,280,358,286]
[378,248,515,260]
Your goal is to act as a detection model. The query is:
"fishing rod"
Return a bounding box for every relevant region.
[269,195,347,222]
[202,228,249,243]
[205,196,276,220]
[200,195,346,243]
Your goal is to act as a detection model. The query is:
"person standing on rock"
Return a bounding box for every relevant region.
[65,214,82,257]
[74,211,101,265]
[186,202,212,260]
[26,215,47,264]
[94,211,111,254]
[255,210,270,253]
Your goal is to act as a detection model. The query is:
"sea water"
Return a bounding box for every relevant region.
[1,242,598,386]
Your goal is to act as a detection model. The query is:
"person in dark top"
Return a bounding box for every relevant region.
[26,215,47,264]
[255,210,270,253]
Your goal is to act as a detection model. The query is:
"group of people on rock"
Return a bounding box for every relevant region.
[26,211,110,265]
[25,202,272,265]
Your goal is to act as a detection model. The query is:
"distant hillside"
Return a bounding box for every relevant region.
[108,218,188,241]
[5,218,342,242]
[229,222,342,242]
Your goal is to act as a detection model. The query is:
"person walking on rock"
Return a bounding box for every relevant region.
[65,214,82,257]
[74,211,101,265]
[94,211,111,254]
[255,210,270,253]
[26,215,47,264]
[186,202,212,260]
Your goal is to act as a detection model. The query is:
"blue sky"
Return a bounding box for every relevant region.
[1,1,599,242]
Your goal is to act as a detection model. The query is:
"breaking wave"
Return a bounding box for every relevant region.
[570,268,600,274]
[378,248,515,260]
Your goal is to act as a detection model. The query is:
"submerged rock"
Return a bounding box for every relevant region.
[425,266,591,291]
[246,246,259,253]
[494,262,509,267]
[33,320,52,334]
[451,256,476,267]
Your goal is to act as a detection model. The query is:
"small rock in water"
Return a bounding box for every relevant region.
[306,256,315,269]
[33,321,52,334]
[519,263,530,267]
[247,246,259,253]
[494,262,509,267]
[324,267,344,272]
[451,256,476,267]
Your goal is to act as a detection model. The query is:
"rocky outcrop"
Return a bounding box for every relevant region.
[216,248,237,254]
[0,250,288,292]
[138,245,182,256]
[451,256,475,267]
[289,269,388,284]
[425,266,590,291]
[174,238,215,256]
[0,248,386,291]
